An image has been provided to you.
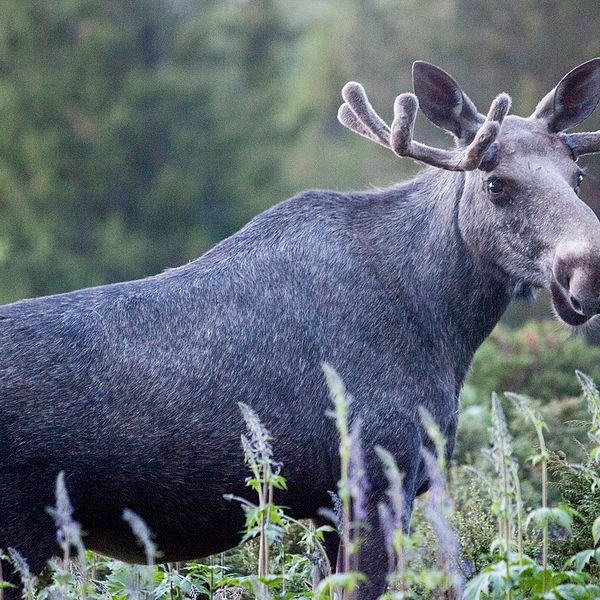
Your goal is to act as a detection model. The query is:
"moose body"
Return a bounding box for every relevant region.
[3,59,600,599]
[2,180,476,581]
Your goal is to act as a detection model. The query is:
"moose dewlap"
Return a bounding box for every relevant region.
[1,58,600,599]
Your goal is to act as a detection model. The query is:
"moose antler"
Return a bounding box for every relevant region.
[564,131,600,158]
[338,82,511,171]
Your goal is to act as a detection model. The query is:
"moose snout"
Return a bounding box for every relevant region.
[554,243,600,317]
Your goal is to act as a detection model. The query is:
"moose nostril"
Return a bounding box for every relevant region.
[569,294,583,314]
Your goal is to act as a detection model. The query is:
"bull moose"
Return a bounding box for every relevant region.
[2,58,600,598]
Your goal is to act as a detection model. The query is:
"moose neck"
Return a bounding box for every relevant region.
[356,169,512,376]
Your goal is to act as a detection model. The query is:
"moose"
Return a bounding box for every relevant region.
[2,58,600,599]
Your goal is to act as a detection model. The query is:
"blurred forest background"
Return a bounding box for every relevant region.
[1,0,599,309]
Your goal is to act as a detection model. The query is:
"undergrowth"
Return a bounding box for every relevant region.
[3,367,600,599]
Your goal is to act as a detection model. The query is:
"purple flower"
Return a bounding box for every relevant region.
[421,449,463,597]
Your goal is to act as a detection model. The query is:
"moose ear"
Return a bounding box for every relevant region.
[412,61,484,142]
[532,58,600,132]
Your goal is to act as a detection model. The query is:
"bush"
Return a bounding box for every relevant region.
[466,322,600,402]
[457,321,600,501]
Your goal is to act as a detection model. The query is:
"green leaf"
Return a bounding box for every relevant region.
[525,507,551,530]
[567,549,594,571]
[550,506,573,531]
[315,525,336,534]
[593,516,600,546]
[314,572,367,599]
[0,582,16,589]
[562,570,589,585]
[463,571,492,600]
[525,506,572,531]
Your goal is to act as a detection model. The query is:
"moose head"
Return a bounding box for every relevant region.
[339,58,600,327]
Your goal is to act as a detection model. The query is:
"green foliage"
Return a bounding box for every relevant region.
[459,372,600,599]
[457,322,600,503]
[447,473,497,575]
[467,323,600,403]
[551,473,600,571]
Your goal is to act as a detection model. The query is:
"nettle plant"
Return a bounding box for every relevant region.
[0,365,465,600]
[464,373,600,600]
[222,365,465,600]
[5,368,600,599]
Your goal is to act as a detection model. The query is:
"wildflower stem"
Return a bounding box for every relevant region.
[503,474,512,600]
[513,469,523,563]
[534,421,549,592]
[323,363,353,580]
[393,530,407,596]
[285,515,332,576]
[338,401,351,576]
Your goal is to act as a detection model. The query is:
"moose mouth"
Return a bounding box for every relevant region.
[550,280,591,326]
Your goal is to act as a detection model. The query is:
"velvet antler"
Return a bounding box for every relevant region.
[564,131,600,158]
[338,82,511,171]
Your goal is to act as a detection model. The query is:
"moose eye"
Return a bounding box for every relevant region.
[487,177,504,195]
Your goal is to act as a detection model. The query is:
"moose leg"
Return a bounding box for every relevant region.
[0,491,56,600]
[355,410,423,600]
[311,516,340,589]
[1,540,52,600]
